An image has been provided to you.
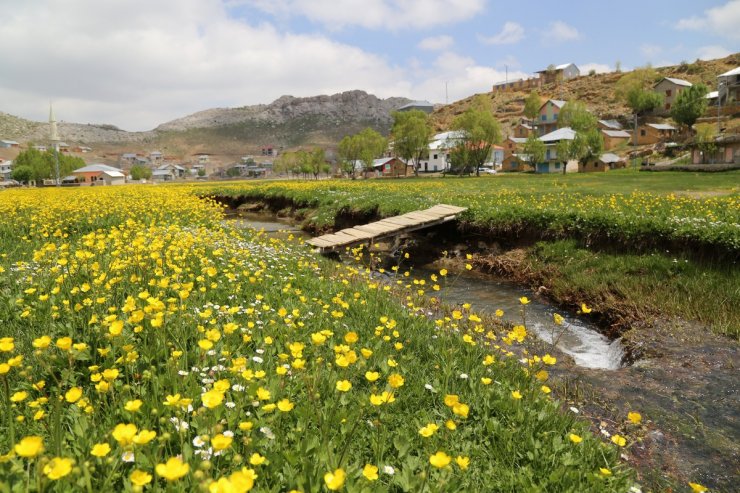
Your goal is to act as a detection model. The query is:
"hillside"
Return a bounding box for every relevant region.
[432,53,740,132]
[0,91,411,156]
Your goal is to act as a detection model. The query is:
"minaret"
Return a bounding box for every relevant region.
[49,103,59,142]
[49,104,61,186]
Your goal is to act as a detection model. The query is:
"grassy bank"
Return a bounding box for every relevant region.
[0,187,639,492]
[473,240,739,339]
[197,170,740,256]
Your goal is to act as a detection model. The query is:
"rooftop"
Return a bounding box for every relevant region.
[73,164,122,174]
[658,77,692,87]
[540,127,576,143]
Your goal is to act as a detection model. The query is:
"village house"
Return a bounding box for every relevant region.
[0,140,20,148]
[537,99,567,136]
[513,121,533,138]
[57,142,70,153]
[149,151,163,165]
[536,127,578,173]
[120,153,138,166]
[32,145,47,152]
[501,136,526,171]
[597,119,623,131]
[71,164,126,186]
[691,134,740,165]
[492,77,541,93]
[397,101,434,114]
[0,159,12,180]
[653,77,692,112]
[419,131,463,173]
[194,152,211,165]
[501,153,531,172]
[718,67,740,106]
[579,153,626,173]
[601,129,631,150]
[536,63,580,85]
[633,123,677,145]
[364,157,409,178]
[155,163,186,180]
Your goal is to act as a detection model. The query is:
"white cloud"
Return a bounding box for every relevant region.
[479,22,525,45]
[243,0,486,30]
[418,35,455,51]
[411,51,528,104]
[579,63,612,74]
[696,45,732,60]
[675,0,740,40]
[0,0,417,131]
[547,21,580,42]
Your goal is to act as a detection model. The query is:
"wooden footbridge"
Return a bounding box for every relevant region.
[306,204,467,253]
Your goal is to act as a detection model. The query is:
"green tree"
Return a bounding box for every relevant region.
[450,96,502,176]
[554,101,603,174]
[521,133,545,170]
[523,90,541,123]
[339,128,387,178]
[129,164,152,180]
[391,110,432,176]
[12,148,85,184]
[615,67,663,116]
[694,123,717,163]
[274,152,300,176]
[10,165,32,183]
[671,83,709,131]
[305,147,326,180]
[197,168,206,177]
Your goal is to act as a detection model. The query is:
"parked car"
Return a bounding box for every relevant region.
[477,168,497,175]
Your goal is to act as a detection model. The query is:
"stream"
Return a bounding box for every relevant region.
[225,210,739,491]
[226,212,625,370]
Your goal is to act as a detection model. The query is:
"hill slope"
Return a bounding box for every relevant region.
[432,53,740,132]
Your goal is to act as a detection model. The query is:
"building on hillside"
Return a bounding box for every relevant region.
[536,63,580,85]
[150,151,163,164]
[0,160,12,179]
[513,121,533,138]
[537,127,578,173]
[653,77,692,111]
[397,101,434,114]
[156,163,186,179]
[418,131,465,173]
[705,90,719,106]
[601,129,631,150]
[690,134,740,165]
[633,123,677,145]
[364,157,410,178]
[598,119,623,131]
[501,153,531,172]
[194,153,211,165]
[32,145,47,152]
[579,153,626,173]
[537,99,567,136]
[0,140,20,148]
[120,153,138,166]
[57,142,70,153]
[718,67,740,106]
[72,164,126,185]
[152,169,174,182]
[492,77,541,93]
[502,136,526,163]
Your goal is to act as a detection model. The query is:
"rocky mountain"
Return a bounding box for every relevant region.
[0,91,412,153]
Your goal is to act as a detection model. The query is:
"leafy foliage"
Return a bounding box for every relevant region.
[130,164,152,180]
[615,68,663,116]
[671,84,709,130]
[10,148,85,183]
[449,96,502,176]
[391,110,432,176]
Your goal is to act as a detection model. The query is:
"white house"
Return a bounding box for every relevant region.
[72,164,126,185]
[536,127,578,173]
[419,131,465,172]
[0,160,12,180]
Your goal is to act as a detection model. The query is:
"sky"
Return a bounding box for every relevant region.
[0,0,737,131]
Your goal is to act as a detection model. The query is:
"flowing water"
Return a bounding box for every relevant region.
[227,212,625,370]
[409,267,625,370]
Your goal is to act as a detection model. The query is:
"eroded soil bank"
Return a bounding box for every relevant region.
[221,199,739,492]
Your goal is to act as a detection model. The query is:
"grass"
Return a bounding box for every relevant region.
[0,186,640,492]
[525,240,740,338]
[197,170,740,254]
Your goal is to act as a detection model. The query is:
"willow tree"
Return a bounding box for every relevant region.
[391,110,432,176]
[450,96,502,176]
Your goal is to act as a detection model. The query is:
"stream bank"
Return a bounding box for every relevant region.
[224,202,739,492]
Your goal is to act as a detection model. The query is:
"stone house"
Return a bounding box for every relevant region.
[653,77,692,112]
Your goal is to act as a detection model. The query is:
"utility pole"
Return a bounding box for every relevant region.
[445,81,448,105]
[717,80,724,135]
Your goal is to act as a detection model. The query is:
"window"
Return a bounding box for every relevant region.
[541,115,546,121]
[666,89,672,97]
[433,154,438,160]
[553,113,558,120]
[665,103,671,110]
[640,129,646,136]
[555,163,561,169]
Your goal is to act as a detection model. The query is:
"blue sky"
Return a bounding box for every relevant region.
[0,0,737,131]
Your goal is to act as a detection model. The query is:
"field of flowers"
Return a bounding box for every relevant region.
[198,173,740,255]
[0,186,641,492]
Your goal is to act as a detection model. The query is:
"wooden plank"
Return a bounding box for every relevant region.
[425,205,467,214]
[307,238,333,247]
[382,216,421,226]
[404,212,441,222]
[338,228,374,239]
